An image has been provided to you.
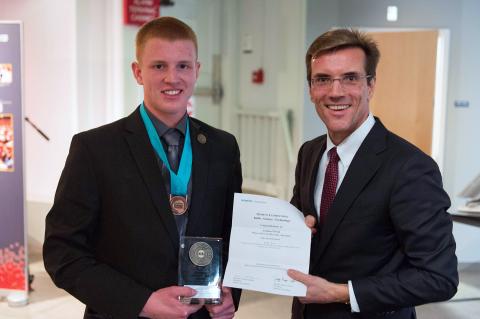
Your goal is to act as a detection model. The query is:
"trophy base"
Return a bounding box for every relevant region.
[180,297,222,305]
[180,284,222,304]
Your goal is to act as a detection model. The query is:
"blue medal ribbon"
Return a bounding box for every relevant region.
[140,103,192,196]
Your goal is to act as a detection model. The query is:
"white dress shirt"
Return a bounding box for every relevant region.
[313,113,375,312]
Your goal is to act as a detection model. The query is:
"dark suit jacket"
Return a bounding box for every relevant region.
[291,119,458,319]
[43,107,242,319]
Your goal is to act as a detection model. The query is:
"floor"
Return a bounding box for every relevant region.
[1,247,479,319]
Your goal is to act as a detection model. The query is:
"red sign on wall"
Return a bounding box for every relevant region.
[124,0,160,26]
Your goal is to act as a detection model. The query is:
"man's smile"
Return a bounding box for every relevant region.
[325,104,351,111]
[162,89,182,96]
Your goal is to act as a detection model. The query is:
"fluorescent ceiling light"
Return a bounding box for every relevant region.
[387,6,398,22]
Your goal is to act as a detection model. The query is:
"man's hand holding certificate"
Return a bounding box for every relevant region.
[223,193,311,296]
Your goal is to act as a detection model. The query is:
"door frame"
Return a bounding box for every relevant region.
[357,27,450,173]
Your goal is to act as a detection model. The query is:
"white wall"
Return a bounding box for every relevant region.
[0,0,77,205]
[305,0,480,261]
[122,25,139,116]
[76,0,125,128]
[236,0,305,116]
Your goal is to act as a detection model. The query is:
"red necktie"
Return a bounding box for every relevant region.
[319,147,339,225]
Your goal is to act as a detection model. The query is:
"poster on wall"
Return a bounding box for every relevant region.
[0,64,13,86]
[0,113,14,172]
[0,21,27,299]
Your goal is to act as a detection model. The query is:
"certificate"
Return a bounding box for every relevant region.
[223,193,311,296]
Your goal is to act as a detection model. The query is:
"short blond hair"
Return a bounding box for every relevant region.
[135,16,198,62]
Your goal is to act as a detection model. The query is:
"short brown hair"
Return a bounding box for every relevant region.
[135,16,198,62]
[306,28,380,85]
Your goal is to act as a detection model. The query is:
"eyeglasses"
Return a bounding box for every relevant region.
[311,74,373,89]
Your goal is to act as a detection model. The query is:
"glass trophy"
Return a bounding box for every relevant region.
[178,236,223,304]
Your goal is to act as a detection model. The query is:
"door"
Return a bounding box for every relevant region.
[161,0,225,128]
[368,30,438,156]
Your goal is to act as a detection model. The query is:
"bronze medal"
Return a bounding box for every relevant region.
[170,195,188,215]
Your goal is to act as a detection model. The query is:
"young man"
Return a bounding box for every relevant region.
[288,29,458,319]
[43,17,241,319]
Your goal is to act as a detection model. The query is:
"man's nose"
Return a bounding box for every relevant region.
[164,68,179,82]
[327,79,345,96]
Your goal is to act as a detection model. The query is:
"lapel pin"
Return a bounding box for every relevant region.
[197,133,207,144]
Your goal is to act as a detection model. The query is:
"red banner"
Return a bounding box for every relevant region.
[123,0,160,26]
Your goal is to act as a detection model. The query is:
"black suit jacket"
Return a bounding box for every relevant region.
[43,108,242,319]
[291,119,458,319]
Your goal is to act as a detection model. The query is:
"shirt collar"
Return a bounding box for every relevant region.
[326,113,375,166]
[144,105,187,137]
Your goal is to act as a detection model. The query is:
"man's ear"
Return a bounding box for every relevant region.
[367,76,376,101]
[195,62,201,80]
[131,61,143,85]
[309,85,316,103]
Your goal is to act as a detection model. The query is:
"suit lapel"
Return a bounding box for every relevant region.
[185,119,210,234]
[307,138,326,219]
[311,120,388,268]
[123,108,179,251]
[306,138,326,267]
